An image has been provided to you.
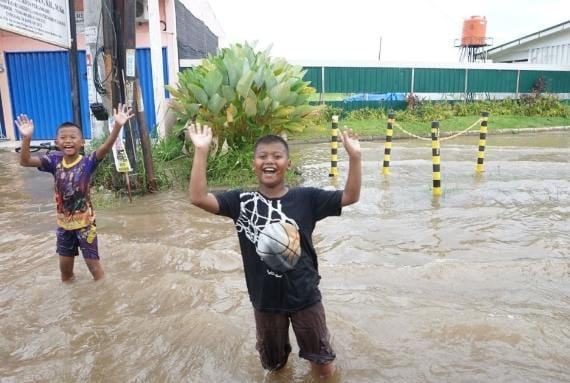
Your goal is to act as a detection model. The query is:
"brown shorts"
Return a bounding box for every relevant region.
[253,301,336,371]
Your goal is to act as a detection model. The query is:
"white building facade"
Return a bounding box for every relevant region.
[485,20,570,65]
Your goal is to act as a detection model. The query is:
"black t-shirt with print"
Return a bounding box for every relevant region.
[216,187,343,313]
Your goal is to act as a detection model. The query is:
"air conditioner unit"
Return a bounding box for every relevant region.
[135,0,149,23]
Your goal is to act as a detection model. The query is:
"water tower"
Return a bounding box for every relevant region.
[455,16,493,62]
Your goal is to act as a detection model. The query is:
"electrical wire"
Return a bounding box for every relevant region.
[93,0,119,96]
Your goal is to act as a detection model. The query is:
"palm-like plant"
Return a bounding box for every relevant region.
[166,42,321,153]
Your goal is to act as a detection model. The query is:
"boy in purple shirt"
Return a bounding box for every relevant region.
[16,104,134,281]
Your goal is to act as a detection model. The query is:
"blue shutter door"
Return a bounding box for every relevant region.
[6,51,90,140]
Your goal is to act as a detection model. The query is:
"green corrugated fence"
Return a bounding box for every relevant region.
[302,65,570,96]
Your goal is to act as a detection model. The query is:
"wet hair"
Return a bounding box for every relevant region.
[56,122,82,137]
[254,134,289,156]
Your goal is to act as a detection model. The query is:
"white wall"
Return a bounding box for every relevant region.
[529,43,569,64]
[488,28,570,64]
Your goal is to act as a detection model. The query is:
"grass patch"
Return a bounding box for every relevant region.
[289,115,570,141]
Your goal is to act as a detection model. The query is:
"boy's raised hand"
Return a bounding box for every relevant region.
[113,103,134,127]
[340,129,361,158]
[186,122,212,151]
[15,114,34,138]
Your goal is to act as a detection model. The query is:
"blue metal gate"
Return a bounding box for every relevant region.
[136,47,169,135]
[6,48,168,141]
[6,51,90,140]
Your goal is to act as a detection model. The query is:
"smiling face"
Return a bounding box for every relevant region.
[55,124,84,160]
[253,139,291,192]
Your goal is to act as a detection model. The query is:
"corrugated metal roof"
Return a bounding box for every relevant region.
[486,20,570,56]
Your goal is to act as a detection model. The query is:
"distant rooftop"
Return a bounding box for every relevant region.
[486,20,570,56]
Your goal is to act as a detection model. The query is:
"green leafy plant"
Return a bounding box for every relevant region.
[347,107,387,120]
[166,42,323,154]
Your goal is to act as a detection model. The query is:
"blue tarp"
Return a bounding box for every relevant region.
[344,93,406,102]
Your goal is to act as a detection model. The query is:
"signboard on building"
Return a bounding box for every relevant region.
[0,0,71,48]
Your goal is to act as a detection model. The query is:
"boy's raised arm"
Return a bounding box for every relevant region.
[340,129,362,207]
[95,103,134,161]
[15,114,42,168]
[187,122,220,214]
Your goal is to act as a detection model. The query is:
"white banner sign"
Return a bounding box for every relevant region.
[0,0,71,48]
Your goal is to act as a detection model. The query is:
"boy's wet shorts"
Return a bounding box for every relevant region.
[56,224,99,260]
[253,301,336,371]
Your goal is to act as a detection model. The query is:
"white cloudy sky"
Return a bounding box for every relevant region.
[194,0,567,63]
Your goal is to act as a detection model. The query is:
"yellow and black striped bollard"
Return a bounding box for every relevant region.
[382,112,395,175]
[329,115,339,177]
[475,111,489,172]
[431,121,442,196]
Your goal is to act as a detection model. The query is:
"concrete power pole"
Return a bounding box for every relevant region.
[113,0,138,178]
[118,0,156,191]
[83,0,156,192]
[84,0,109,139]
[68,0,82,131]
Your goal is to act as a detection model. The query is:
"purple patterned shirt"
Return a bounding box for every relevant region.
[38,152,100,230]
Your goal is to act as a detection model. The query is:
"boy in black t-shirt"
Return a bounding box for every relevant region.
[187,122,361,378]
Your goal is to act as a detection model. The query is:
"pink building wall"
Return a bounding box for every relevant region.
[0,0,171,140]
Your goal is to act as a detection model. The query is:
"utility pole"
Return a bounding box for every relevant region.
[68,0,82,131]
[114,0,138,175]
[84,0,109,139]
[97,0,125,190]
[102,0,116,130]
[117,0,156,191]
[84,0,156,192]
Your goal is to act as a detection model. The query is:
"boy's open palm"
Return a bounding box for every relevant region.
[186,122,212,150]
[113,103,134,126]
[15,114,34,138]
[341,129,361,157]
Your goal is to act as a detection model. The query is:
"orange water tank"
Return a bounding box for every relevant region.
[461,16,487,46]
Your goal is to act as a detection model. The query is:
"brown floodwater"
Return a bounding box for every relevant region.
[1,132,569,382]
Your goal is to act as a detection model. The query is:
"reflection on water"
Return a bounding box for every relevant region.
[1,132,569,382]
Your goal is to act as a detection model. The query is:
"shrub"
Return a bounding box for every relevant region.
[166,42,323,155]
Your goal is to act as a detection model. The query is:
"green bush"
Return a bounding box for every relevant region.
[347,108,386,120]
[394,94,570,122]
[167,42,323,154]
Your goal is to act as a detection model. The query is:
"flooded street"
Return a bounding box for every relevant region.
[1,132,569,382]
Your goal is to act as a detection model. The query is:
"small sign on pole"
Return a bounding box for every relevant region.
[126,48,136,78]
[110,118,132,173]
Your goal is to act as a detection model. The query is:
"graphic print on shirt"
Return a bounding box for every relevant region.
[51,155,95,230]
[56,161,89,215]
[236,192,301,274]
